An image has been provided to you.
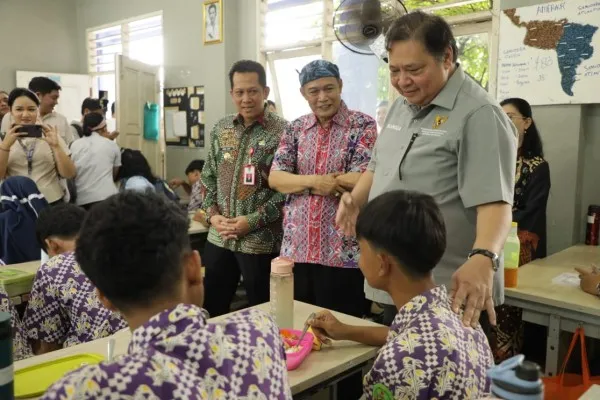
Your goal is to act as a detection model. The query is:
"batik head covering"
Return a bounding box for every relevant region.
[0,176,48,264]
[299,60,341,86]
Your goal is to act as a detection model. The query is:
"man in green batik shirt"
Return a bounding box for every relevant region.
[199,60,288,317]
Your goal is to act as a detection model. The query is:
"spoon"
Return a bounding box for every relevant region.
[295,313,316,346]
[107,338,115,362]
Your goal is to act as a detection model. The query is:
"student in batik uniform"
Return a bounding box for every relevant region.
[23,204,126,354]
[200,60,288,317]
[169,159,205,212]
[0,259,33,360]
[41,192,292,399]
[269,60,377,319]
[309,190,494,400]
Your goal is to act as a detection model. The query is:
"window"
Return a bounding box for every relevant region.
[87,13,163,117]
[262,0,492,120]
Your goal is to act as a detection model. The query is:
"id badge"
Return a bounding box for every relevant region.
[243,165,256,186]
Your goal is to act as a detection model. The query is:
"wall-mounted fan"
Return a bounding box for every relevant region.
[333,0,407,62]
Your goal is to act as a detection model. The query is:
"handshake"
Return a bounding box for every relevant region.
[309,173,353,198]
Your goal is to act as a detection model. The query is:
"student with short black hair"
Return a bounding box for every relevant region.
[169,159,205,211]
[1,77,74,145]
[309,190,494,399]
[41,192,292,399]
[23,204,126,354]
[70,112,121,210]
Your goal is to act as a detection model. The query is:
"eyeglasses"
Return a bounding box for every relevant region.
[506,114,527,122]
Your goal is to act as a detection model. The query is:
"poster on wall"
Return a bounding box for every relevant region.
[164,86,205,148]
[497,0,600,105]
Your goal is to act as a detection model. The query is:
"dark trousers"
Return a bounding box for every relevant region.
[202,241,276,318]
[294,262,368,319]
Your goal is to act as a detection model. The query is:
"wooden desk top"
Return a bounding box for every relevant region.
[504,245,600,317]
[2,260,40,275]
[15,301,382,397]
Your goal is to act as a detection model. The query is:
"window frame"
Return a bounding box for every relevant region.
[86,11,164,104]
[260,0,493,105]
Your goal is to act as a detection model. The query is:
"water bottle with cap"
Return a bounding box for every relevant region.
[0,312,14,400]
[270,257,294,329]
[487,354,543,400]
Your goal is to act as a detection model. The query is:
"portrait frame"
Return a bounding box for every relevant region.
[203,0,223,45]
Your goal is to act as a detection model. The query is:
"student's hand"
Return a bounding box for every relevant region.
[308,310,349,344]
[335,192,359,236]
[193,210,209,227]
[169,178,184,189]
[450,255,496,328]
[310,173,345,197]
[1,125,25,149]
[222,216,250,240]
[41,125,59,148]
[107,131,119,140]
[575,265,600,296]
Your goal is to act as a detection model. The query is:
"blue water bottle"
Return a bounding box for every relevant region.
[0,312,14,400]
[488,355,543,400]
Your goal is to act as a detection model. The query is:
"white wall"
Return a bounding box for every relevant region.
[75,0,260,179]
[0,0,80,91]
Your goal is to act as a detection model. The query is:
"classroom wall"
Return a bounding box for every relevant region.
[0,0,80,91]
[75,0,260,180]
[500,0,600,254]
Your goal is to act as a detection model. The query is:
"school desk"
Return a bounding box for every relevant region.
[15,301,383,399]
[504,244,600,376]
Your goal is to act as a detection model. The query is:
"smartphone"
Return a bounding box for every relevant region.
[16,125,43,138]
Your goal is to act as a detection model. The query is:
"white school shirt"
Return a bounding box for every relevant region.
[70,132,121,206]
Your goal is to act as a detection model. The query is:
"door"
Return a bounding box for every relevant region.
[116,55,164,178]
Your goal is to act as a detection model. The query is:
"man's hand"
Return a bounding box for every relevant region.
[192,210,209,227]
[221,216,251,240]
[576,266,600,296]
[210,215,231,238]
[169,178,184,189]
[450,255,496,328]
[311,173,345,197]
[307,310,349,344]
[335,192,359,236]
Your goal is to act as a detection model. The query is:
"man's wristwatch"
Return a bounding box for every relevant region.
[468,249,500,272]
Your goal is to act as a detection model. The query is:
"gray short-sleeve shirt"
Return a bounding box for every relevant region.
[365,66,517,306]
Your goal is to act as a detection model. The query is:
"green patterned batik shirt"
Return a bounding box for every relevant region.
[200,110,287,254]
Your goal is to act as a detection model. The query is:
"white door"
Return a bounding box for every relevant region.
[116,55,164,178]
[16,71,92,123]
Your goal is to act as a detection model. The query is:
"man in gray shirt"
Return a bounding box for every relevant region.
[337,11,517,329]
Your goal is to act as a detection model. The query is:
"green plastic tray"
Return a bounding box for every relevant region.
[15,353,105,398]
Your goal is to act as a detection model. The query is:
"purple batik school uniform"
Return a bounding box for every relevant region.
[41,305,293,399]
[363,286,494,400]
[0,282,32,361]
[188,180,203,212]
[23,252,127,348]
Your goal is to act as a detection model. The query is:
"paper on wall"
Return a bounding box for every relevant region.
[165,110,188,139]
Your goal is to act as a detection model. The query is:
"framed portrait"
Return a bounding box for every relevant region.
[203,0,223,44]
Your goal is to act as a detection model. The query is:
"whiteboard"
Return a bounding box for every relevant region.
[497,0,600,105]
[16,71,92,123]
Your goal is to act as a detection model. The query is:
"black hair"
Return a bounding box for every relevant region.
[8,88,40,108]
[229,60,267,89]
[208,3,217,13]
[81,97,102,115]
[36,204,86,252]
[82,112,105,137]
[356,190,446,279]
[385,11,458,63]
[28,77,62,95]
[500,97,544,159]
[185,160,205,175]
[111,101,116,115]
[75,192,190,311]
[118,148,157,184]
[267,100,276,108]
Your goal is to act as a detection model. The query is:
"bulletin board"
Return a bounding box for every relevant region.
[164,86,206,148]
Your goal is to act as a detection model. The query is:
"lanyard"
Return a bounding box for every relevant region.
[18,139,37,176]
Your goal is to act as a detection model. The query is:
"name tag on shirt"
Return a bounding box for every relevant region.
[420,128,447,137]
[243,165,256,185]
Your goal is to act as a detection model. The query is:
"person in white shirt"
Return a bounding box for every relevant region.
[70,113,120,210]
[1,77,74,145]
[71,98,119,141]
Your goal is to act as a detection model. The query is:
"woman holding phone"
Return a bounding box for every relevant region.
[0,88,75,205]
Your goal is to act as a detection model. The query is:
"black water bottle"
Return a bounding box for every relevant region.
[0,312,14,400]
